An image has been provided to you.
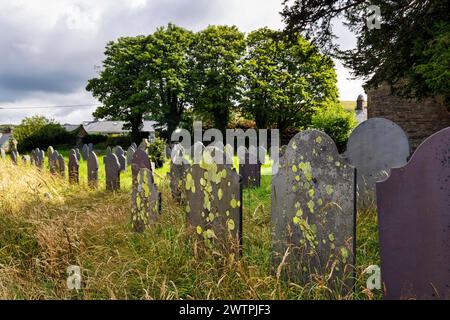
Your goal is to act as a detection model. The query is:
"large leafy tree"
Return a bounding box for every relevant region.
[241,28,339,132]
[86,36,155,142]
[143,24,194,139]
[190,25,246,132]
[281,0,450,105]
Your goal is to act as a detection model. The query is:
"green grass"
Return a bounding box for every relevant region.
[0,152,381,300]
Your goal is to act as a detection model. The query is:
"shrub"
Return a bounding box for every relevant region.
[105,135,133,148]
[310,103,357,152]
[13,116,75,152]
[148,137,166,168]
[83,134,108,145]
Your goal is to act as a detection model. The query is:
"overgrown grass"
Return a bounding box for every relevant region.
[0,158,381,300]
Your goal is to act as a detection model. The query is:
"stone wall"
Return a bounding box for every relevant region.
[367,85,450,150]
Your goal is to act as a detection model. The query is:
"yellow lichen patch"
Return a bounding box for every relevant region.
[227,219,235,231]
[295,175,300,181]
[307,200,315,213]
[185,173,193,191]
[226,210,230,216]
[308,189,315,198]
[218,188,223,200]
[292,165,298,173]
[299,162,312,181]
[296,208,303,217]
[208,212,215,222]
[196,226,202,234]
[328,233,335,242]
[325,185,334,195]
[317,198,323,206]
[186,204,191,213]
[335,161,341,167]
[293,216,300,225]
[292,185,297,192]
[206,229,216,239]
[230,198,237,208]
[315,136,322,144]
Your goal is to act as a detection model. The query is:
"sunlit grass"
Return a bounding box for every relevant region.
[0,156,381,300]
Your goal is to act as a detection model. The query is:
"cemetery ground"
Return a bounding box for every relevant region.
[0,152,381,300]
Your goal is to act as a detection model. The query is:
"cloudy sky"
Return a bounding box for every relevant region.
[0,0,364,125]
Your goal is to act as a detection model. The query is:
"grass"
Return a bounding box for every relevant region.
[0,155,381,300]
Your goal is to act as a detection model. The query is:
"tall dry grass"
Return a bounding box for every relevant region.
[0,159,381,299]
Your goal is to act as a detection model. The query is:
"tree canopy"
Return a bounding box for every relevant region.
[281,0,450,105]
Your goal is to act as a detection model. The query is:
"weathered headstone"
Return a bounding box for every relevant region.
[22,155,30,166]
[127,146,135,166]
[31,148,44,169]
[82,144,89,161]
[104,152,121,191]
[131,148,152,183]
[75,148,81,161]
[0,148,5,160]
[185,147,243,253]
[114,146,127,171]
[88,143,94,153]
[376,127,450,300]
[68,149,79,184]
[238,149,261,188]
[47,146,54,160]
[138,139,149,151]
[271,130,356,294]
[57,154,65,177]
[131,142,137,150]
[169,144,190,203]
[10,151,18,165]
[131,168,161,233]
[49,149,58,174]
[87,151,99,188]
[346,118,410,208]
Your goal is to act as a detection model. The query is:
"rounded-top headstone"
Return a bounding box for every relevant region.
[346,118,410,207]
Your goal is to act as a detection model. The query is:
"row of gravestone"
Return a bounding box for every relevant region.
[224,118,412,212]
[161,124,450,300]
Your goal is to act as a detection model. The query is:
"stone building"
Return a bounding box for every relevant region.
[367,84,450,150]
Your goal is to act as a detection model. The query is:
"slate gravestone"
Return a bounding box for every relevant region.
[127,146,135,166]
[131,142,137,150]
[131,168,161,233]
[32,148,44,169]
[49,150,59,174]
[239,149,261,188]
[114,146,127,171]
[68,149,79,184]
[75,148,81,161]
[271,130,356,294]
[169,144,190,203]
[22,155,30,166]
[139,139,149,151]
[88,143,94,153]
[87,151,99,188]
[10,151,18,165]
[376,127,450,300]
[346,118,410,209]
[131,148,152,183]
[57,154,65,177]
[104,152,120,191]
[185,147,243,253]
[1,148,5,160]
[106,146,112,156]
[82,144,89,161]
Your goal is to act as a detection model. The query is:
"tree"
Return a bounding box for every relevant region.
[143,24,194,140]
[86,36,155,143]
[281,0,450,105]
[241,28,339,133]
[190,25,246,133]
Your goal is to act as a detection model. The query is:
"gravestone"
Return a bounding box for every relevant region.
[1,148,5,160]
[49,149,58,174]
[106,146,112,156]
[131,142,137,150]
[10,151,18,165]
[68,149,79,184]
[271,130,356,294]
[131,148,152,183]
[169,144,190,203]
[185,147,243,253]
[47,146,54,160]
[88,143,94,153]
[131,168,161,232]
[239,149,261,188]
[57,154,65,177]
[376,127,450,300]
[138,139,149,151]
[114,146,127,171]
[104,152,120,191]
[82,144,89,161]
[75,148,81,161]
[346,118,410,208]
[32,148,44,169]
[87,151,99,188]
[22,155,30,166]
[127,146,135,166]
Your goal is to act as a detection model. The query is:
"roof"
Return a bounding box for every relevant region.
[82,121,158,134]
[0,133,11,148]
[62,124,80,132]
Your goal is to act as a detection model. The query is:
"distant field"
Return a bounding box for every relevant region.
[340,100,367,111]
